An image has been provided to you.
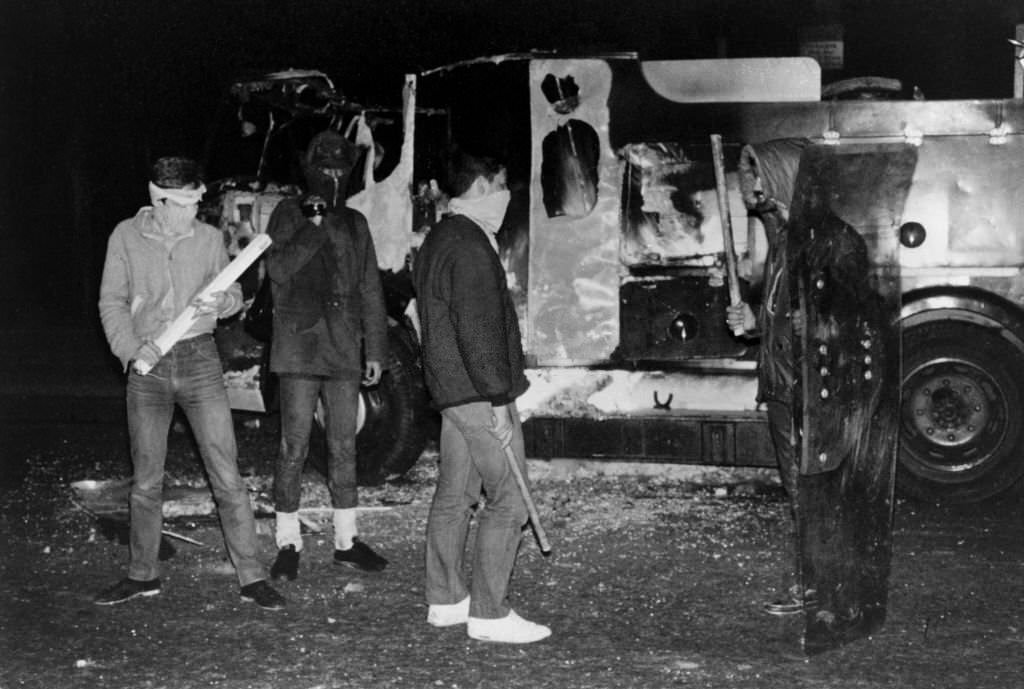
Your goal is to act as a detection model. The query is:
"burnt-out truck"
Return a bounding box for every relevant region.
[209,54,1024,503]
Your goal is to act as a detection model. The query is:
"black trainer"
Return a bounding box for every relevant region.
[240,580,286,611]
[334,538,388,572]
[94,577,161,606]
[270,545,300,581]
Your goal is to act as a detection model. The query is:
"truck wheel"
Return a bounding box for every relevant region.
[898,321,1024,503]
[355,323,431,485]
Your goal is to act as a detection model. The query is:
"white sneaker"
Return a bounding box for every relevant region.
[467,610,551,644]
[427,596,470,627]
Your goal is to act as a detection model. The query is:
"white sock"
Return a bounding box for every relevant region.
[333,508,358,550]
[275,511,303,551]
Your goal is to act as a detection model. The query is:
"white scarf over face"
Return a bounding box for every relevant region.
[448,189,511,254]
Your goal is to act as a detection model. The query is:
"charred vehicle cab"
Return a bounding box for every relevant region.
[206,57,1024,503]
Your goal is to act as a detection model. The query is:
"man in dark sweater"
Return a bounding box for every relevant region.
[265,130,389,580]
[413,150,550,644]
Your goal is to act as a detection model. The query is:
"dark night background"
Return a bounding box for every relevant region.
[3,0,1023,332]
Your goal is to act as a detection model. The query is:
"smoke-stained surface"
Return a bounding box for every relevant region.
[527,60,621,365]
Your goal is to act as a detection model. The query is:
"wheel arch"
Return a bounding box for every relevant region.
[899,285,1024,355]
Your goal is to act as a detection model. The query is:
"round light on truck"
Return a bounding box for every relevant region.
[899,221,926,248]
[667,313,699,341]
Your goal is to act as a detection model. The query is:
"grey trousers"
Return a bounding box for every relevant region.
[424,401,529,619]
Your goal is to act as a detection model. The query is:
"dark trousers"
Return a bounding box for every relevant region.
[767,399,804,587]
[275,374,360,512]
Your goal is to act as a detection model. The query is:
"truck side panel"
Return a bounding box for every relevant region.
[527,60,621,365]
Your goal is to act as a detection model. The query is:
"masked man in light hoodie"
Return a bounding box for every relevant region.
[96,156,285,611]
[413,149,550,644]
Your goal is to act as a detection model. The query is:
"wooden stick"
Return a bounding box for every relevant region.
[160,530,206,547]
[71,498,206,547]
[503,445,552,555]
[711,134,745,337]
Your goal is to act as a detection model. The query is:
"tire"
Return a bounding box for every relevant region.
[898,321,1024,503]
[353,322,432,485]
[306,322,432,485]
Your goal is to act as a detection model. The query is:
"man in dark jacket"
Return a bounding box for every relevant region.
[729,145,810,615]
[265,130,389,579]
[413,150,550,644]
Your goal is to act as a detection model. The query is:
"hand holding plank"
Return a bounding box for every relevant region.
[132,234,272,375]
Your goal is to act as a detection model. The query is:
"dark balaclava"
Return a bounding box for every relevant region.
[302,129,357,209]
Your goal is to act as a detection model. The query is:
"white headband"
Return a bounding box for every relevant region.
[149,181,207,206]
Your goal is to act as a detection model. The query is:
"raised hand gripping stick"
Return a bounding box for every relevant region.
[711,134,745,337]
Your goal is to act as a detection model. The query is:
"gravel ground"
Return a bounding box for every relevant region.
[2,416,1023,689]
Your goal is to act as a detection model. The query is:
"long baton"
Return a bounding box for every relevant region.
[711,134,745,337]
[503,444,552,555]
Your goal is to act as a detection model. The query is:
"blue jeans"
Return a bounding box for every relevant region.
[125,334,264,587]
[275,375,360,512]
[425,401,529,619]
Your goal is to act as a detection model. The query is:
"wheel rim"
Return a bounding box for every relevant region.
[313,393,368,433]
[355,392,367,433]
[902,357,1008,477]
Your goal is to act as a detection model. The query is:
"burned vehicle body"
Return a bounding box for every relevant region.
[207,57,1024,504]
[413,55,1024,506]
[197,56,1024,653]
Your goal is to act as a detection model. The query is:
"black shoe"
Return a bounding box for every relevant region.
[334,538,388,572]
[94,577,161,606]
[240,580,286,611]
[763,586,818,616]
[270,545,300,581]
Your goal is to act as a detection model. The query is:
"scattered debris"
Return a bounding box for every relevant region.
[161,530,206,547]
